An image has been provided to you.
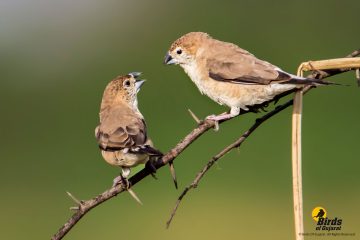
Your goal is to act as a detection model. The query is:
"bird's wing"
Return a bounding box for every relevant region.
[96,105,147,151]
[205,42,292,85]
[137,144,163,156]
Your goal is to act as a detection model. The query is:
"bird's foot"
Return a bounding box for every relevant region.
[205,113,236,131]
[112,175,124,188]
[205,115,220,131]
[112,173,132,189]
[206,113,236,122]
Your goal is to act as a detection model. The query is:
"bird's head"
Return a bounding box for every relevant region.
[102,72,145,108]
[164,32,210,66]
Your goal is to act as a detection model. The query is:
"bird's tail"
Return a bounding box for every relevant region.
[286,77,345,86]
[142,146,178,189]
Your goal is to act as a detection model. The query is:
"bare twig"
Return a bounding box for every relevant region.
[166,49,360,228]
[166,185,192,228]
[52,49,359,240]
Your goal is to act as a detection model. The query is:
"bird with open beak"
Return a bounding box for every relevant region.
[95,73,177,203]
[164,32,334,122]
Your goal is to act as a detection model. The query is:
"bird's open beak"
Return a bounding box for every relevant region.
[164,52,176,65]
[135,79,146,92]
[129,72,142,78]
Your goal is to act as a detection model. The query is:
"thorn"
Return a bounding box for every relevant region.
[70,206,79,211]
[127,188,143,205]
[215,162,222,170]
[356,69,360,87]
[66,191,83,206]
[188,109,201,124]
[237,146,241,153]
[118,174,143,205]
[169,161,178,189]
[213,121,219,131]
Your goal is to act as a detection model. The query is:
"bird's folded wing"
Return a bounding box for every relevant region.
[136,144,163,156]
[206,43,292,85]
[95,106,147,151]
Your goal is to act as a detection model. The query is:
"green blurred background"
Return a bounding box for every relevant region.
[1,0,359,239]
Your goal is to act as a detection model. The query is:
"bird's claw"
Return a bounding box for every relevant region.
[205,115,220,131]
[112,175,123,188]
[205,114,217,120]
[112,175,130,189]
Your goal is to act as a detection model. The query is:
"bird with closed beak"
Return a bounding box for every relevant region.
[164,32,335,122]
[95,73,177,203]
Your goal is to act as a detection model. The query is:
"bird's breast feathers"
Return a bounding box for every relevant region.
[101,149,149,167]
[182,62,237,106]
[182,62,208,95]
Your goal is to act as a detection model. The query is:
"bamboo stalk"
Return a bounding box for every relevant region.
[297,57,360,73]
[292,56,360,240]
[292,90,304,240]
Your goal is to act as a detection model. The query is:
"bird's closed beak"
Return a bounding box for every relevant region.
[135,79,146,92]
[164,52,176,65]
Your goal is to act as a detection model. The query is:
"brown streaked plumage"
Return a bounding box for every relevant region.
[164,32,334,121]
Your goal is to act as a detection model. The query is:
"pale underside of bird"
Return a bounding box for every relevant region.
[164,32,333,121]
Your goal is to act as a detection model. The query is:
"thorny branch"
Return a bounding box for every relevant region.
[166,87,312,228]
[52,49,359,240]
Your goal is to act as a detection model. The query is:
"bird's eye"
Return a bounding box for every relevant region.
[176,49,182,55]
[124,80,130,87]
